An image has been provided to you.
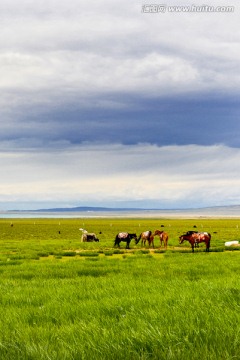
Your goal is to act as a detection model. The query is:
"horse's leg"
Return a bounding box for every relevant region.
[165,237,168,248]
[114,237,119,247]
[148,238,150,248]
[207,237,211,252]
[206,241,209,252]
[149,239,153,248]
[150,236,154,248]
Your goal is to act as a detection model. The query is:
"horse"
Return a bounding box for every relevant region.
[179,232,211,252]
[185,230,199,248]
[152,230,169,248]
[114,232,137,249]
[79,228,99,242]
[82,233,99,242]
[135,231,154,248]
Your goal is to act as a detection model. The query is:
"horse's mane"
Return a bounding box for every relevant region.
[185,230,198,235]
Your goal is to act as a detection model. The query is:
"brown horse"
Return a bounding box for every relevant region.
[135,231,154,248]
[179,232,211,252]
[153,230,169,248]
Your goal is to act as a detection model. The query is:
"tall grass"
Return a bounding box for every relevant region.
[0,252,239,359]
[0,218,239,359]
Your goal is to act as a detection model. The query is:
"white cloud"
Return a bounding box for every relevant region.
[0,0,239,114]
[1,143,240,209]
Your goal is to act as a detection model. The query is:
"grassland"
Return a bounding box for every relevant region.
[0,217,239,359]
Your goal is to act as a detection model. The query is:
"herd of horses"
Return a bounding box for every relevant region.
[80,228,211,252]
[115,230,169,249]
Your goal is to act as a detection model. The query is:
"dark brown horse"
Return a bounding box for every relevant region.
[179,232,211,252]
[153,230,169,248]
[135,230,154,247]
[114,232,137,249]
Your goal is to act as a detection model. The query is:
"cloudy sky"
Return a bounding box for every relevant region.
[0,0,239,210]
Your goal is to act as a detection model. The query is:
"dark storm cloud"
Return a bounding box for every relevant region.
[8,94,239,148]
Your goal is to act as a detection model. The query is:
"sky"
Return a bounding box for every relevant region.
[0,0,240,210]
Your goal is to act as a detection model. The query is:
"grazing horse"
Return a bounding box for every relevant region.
[135,230,154,247]
[185,230,199,248]
[179,232,211,252]
[114,232,137,249]
[82,233,99,242]
[79,228,99,242]
[153,230,169,248]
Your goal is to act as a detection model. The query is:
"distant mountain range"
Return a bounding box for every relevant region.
[33,206,150,212]
[10,206,148,212]
[10,204,240,213]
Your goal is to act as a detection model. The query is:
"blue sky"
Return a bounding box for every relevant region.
[0,0,239,210]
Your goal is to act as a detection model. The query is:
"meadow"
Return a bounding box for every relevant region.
[0,217,239,359]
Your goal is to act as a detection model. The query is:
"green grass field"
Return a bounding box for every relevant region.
[0,218,239,359]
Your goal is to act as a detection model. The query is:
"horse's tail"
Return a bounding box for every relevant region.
[135,233,141,244]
